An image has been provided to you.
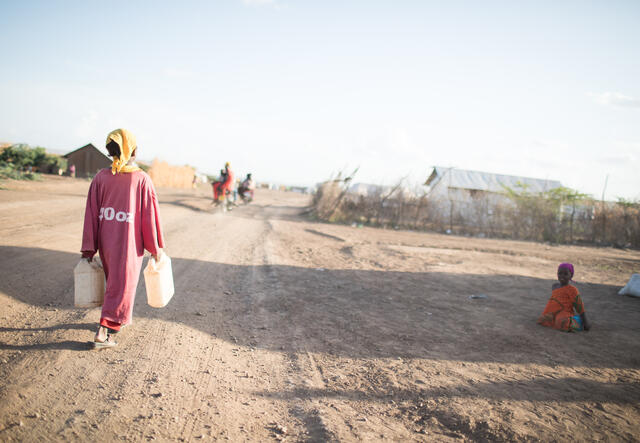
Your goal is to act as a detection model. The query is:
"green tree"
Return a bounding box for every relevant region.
[0,144,34,169]
[502,183,589,243]
[545,187,590,243]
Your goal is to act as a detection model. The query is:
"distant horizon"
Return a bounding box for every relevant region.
[1,1,638,199]
[2,138,626,200]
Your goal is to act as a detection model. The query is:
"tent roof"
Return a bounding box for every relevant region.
[349,183,389,196]
[425,167,562,194]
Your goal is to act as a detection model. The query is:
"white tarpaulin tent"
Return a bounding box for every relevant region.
[619,274,640,297]
[424,167,562,194]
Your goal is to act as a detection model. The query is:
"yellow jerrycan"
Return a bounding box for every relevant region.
[144,252,175,308]
[74,257,105,307]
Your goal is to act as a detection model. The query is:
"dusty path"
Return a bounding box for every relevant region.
[1,175,640,441]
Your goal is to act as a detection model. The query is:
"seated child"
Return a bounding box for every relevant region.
[537,263,591,332]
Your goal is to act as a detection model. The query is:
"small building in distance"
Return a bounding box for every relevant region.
[349,183,389,198]
[63,144,111,178]
[348,182,416,201]
[424,166,562,217]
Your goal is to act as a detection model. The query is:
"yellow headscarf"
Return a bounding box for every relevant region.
[106,128,141,174]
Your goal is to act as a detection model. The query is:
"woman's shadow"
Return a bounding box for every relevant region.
[0,323,96,351]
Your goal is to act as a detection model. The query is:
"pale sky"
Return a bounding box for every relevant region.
[1,0,639,200]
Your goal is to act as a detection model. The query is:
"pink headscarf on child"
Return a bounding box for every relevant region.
[558,262,574,279]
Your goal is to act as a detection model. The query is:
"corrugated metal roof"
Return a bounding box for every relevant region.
[426,167,562,194]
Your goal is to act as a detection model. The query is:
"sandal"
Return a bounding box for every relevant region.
[93,326,117,349]
[93,335,117,349]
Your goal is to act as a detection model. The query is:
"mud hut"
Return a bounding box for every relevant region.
[63,144,111,178]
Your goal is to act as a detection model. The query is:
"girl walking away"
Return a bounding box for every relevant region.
[81,129,165,348]
[537,263,591,332]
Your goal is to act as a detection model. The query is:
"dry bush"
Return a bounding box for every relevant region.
[592,201,640,247]
[312,179,640,248]
[312,170,358,221]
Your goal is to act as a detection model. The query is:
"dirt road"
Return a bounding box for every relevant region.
[1,176,640,441]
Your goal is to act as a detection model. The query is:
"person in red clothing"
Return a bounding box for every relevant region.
[537,263,591,332]
[212,168,227,202]
[81,129,165,348]
[212,162,234,204]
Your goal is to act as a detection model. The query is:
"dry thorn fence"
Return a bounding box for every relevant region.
[312,179,640,249]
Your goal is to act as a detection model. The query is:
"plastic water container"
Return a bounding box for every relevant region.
[74,257,105,307]
[144,253,175,308]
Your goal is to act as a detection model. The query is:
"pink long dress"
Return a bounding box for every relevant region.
[81,169,165,326]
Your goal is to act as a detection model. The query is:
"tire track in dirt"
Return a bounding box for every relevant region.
[131,198,296,441]
[134,202,231,441]
[120,320,167,441]
[256,217,337,441]
[215,217,297,439]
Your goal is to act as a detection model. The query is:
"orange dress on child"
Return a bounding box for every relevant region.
[537,284,585,332]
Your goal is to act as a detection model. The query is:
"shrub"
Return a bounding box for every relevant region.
[0,162,41,180]
[0,144,66,174]
[38,153,67,174]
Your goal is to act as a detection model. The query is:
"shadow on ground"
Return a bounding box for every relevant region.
[1,246,639,371]
[258,377,640,405]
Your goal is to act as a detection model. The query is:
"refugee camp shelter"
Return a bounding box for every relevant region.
[348,183,415,199]
[63,144,111,178]
[349,183,389,197]
[424,166,562,216]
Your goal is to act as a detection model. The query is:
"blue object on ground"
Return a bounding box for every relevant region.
[572,314,584,330]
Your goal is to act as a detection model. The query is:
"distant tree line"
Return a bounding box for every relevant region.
[0,144,67,180]
[312,174,640,249]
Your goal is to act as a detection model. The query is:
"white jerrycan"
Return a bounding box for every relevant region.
[74,257,105,307]
[144,252,175,308]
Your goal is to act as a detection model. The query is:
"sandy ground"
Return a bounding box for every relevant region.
[1,175,639,442]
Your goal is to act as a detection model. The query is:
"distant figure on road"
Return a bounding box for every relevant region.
[211,168,226,202]
[69,164,76,178]
[238,173,255,202]
[537,263,590,332]
[81,128,165,348]
[212,162,234,204]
